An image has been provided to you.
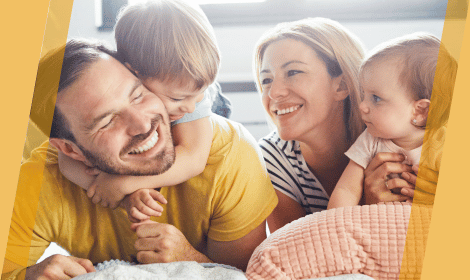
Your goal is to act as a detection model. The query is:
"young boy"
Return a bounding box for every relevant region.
[60,0,231,221]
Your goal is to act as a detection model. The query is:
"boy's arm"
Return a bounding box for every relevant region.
[87,117,212,208]
[58,152,95,191]
[58,152,135,208]
[170,117,213,182]
[117,117,212,189]
[327,160,365,209]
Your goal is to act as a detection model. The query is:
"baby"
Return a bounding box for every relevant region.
[328,32,457,208]
[59,0,229,222]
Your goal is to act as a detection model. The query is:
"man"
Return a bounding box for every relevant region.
[2,40,277,279]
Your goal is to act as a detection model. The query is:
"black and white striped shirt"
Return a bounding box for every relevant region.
[259,131,329,214]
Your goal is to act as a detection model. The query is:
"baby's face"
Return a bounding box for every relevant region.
[142,78,206,122]
[359,61,418,146]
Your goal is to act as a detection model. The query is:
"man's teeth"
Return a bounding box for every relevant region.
[276,105,301,116]
[129,132,159,154]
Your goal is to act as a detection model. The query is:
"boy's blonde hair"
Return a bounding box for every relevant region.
[361,32,458,129]
[254,18,366,145]
[115,0,220,90]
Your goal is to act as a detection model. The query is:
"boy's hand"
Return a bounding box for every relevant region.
[121,189,167,223]
[87,173,129,209]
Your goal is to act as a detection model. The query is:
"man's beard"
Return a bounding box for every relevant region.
[77,115,175,176]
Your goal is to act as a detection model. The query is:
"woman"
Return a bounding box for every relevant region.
[254,18,416,232]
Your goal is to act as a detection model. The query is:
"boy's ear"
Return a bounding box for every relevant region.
[124,62,139,76]
[412,99,431,126]
[49,138,87,163]
[333,75,349,101]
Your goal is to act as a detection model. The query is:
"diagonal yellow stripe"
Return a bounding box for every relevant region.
[0,0,74,271]
[0,0,51,272]
[400,0,468,279]
[419,0,470,279]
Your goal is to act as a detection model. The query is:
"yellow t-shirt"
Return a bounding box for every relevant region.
[5,115,277,269]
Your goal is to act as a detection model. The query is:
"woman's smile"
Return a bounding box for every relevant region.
[272,105,303,116]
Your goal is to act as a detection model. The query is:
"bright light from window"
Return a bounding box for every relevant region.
[128,0,266,5]
[196,0,266,3]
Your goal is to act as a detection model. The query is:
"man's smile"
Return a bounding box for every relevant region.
[129,130,159,154]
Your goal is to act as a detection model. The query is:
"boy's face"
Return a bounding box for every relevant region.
[142,78,207,122]
[359,60,418,147]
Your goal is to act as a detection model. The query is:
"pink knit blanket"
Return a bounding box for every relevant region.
[246,202,430,280]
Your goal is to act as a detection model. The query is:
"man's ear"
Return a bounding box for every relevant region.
[412,99,431,127]
[124,62,139,77]
[333,75,349,101]
[49,138,87,163]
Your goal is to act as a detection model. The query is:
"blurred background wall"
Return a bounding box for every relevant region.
[65,0,465,140]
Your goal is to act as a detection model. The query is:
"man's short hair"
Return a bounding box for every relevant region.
[30,39,116,141]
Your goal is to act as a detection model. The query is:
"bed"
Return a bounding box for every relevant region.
[72,202,429,280]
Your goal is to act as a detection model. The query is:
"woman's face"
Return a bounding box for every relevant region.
[259,38,346,141]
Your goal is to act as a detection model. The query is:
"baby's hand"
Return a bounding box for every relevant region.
[87,173,129,209]
[121,189,167,223]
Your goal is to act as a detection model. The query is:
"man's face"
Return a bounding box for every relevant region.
[57,54,175,175]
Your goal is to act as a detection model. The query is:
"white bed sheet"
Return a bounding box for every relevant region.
[71,260,375,280]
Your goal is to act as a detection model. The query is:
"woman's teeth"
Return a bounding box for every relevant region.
[276,105,301,116]
[129,131,159,154]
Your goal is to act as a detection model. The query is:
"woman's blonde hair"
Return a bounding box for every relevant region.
[115,0,220,90]
[361,32,457,130]
[254,17,365,145]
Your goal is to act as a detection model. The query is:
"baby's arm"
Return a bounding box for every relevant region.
[327,160,365,209]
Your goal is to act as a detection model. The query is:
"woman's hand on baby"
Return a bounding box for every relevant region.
[121,189,167,223]
[400,165,419,202]
[401,164,438,203]
[86,173,129,209]
[363,152,413,204]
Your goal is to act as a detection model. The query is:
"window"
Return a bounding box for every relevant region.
[95,0,463,31]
